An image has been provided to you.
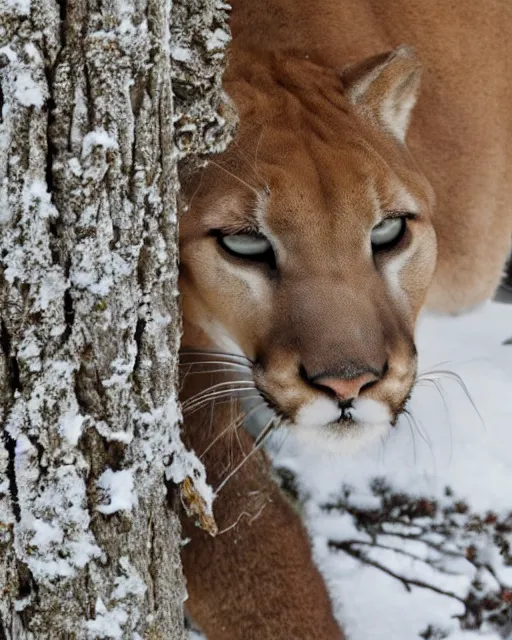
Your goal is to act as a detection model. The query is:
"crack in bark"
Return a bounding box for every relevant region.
[15,560,37,626]
[57,0,67,47]
[0,611,7,640]
[1,321,21,394]
[43,75,56,204]
[148,514,158,609]
[1,430,19,523]
[82,44,94,133]
[61,288,75,344]
[0,81,4,126]
[0,320,21,521]
[132,317,145,379]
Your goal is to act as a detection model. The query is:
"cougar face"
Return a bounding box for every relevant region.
[180,48,436,448]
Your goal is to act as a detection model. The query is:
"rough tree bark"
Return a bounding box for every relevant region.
[0,0,234,637]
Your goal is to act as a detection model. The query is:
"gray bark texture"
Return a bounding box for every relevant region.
[0,0,234,637]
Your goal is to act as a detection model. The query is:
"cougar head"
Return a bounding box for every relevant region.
[179,46,436,450]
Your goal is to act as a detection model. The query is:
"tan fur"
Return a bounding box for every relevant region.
[178,2,512,638]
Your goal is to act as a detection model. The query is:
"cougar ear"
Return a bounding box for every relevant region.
[342,45,422,143]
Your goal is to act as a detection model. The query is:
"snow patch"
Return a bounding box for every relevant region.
[166,443,214,509]
[15,71,44,107]
[86,597,128,640]
[85,558,147,638]
[22,179,55,219]
[82,129,118,158]
[15,434,34,457]
[206,28,230,51]
[29,518,64,548]
[95,421,134,444]
[0,45,18,63]
[1,0,31,15]
[59,411,85,446]
[13,462,103,579]
[24,42,41,62]
[97,468,138,515]
[171,46,192,62]
[111,557,147,600]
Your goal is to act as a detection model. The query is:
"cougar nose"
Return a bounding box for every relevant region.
[314,372,379,401]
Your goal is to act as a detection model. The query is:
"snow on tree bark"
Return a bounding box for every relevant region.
[0,0,234,637]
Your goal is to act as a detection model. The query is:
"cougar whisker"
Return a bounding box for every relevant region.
[403,407,437,471]
[179,361,251,370]
[202,413,245,461]
[184,395,262,417]
[183,389,259,414]
[182,380,256,407]
[181,368,253,377]
[200,402,266,459]
[180,365,249,386]
[180,348,253,364]
[215,417,275,495]
[254,417,276,447]
[402,411,418,465]
[208,159,262,199]
[231,136,269,192]
[417,369,484,429]
[185,162,206,212]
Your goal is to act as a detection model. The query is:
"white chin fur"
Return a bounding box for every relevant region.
[294,397,392,455]
[295,397,341,428]
[350,397,391,424]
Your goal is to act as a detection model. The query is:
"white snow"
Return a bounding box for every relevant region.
[29,518,64,548]
[13,595,32,612]
[70,237,133,296]
[95,421,134,444]
[96,468,138,515]
[15,71,44,107]
[205,28,230,52]
[102,352,137,390]
[12,460,103,579]
[1,0,31,15]
[84,557,146,638]
[111,557,147,600]
[22,179,55,219]
[24,42,41,62]
[171,46,192,62]
[14,434,33,457]
[82,129,119,158]
[166,441,215,518]
[86,597,128,640]
[0,45,18,63]
[59,411,85,446]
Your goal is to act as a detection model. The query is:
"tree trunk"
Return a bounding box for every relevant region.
[0,0,234,637]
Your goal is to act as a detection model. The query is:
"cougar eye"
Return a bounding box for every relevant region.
[218,233,273,258]
[371,217,406,249]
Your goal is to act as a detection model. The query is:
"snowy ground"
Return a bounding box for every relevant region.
[190,301,512,639]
